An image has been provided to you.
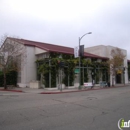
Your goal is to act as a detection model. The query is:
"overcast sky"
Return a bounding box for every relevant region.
[0,0,130,58]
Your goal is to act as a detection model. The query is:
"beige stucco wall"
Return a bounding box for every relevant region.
[18,46,37,87]
[19,46,49,87]
[85,45,108,58]
[16,45,49,87]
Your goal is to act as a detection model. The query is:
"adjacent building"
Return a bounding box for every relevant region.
[85,45,129,85]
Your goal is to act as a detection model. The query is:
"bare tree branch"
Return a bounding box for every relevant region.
[0,35,26,89]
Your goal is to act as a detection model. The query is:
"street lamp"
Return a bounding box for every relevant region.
[123,67,126,85]
[79,32,92,89]
[59,55,63,91]
[91,71,94,88]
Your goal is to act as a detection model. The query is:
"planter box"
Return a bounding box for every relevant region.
[29,81,40,89]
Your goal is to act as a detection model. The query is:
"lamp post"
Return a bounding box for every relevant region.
[79,32,92,89]
[123,67,125,85]
[91,71,94,87]
[59,55,62,91]
[49,59,51,88]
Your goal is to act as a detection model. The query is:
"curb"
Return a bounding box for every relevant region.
[0,85,128,94]
[40,85,128,94]
[40,88,105,94]
[39,87,115,94]
[0,89,24,93]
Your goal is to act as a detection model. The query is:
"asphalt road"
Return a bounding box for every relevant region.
[0,86,130,130]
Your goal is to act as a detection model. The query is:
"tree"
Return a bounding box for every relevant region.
[0,35,26,89]
[108,48,126,86]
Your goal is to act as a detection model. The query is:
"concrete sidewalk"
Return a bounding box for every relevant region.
[0,84,129,94]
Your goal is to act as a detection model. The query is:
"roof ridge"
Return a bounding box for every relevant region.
[7,37,108,59]
[19,39,108,58]
[21,38,73,49]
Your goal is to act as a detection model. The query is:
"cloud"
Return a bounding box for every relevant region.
[0,0,130,58]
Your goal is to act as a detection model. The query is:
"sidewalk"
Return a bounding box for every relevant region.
[0,84,129,94]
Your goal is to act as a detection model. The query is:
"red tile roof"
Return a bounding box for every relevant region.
[8,37,108,60]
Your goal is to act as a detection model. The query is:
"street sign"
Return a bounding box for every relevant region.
[74,46,79,58]
[75,68,80,73]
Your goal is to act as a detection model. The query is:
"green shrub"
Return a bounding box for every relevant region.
[0,70,17,87]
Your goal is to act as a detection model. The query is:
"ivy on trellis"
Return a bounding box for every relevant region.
[36,52,109,87]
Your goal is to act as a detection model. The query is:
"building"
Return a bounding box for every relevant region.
[1,38,129,88]
[1,37,110,88]
[84,45,129,85]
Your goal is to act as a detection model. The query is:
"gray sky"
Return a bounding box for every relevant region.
[0,0,130,59]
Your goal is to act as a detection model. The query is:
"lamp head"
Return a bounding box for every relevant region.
[88,32,92,34]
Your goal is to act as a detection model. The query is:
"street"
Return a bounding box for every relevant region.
[0,86,130,130]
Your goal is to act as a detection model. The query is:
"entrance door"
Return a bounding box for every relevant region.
[116,74,121,83]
